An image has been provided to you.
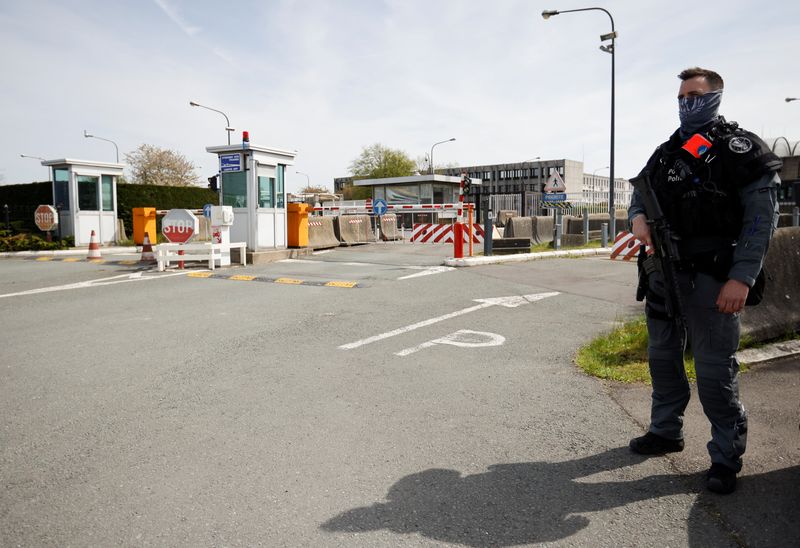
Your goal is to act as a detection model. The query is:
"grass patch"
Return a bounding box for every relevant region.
[576,316,697,384]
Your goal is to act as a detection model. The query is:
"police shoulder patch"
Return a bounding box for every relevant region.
[728,136,753,154]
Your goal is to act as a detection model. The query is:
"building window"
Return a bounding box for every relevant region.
[101,175,114,211]
[77,175,98,211]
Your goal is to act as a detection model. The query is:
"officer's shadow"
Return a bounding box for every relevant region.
[321,447,799,546]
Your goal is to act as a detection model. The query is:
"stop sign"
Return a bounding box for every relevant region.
[162,209,199,243]
[34,204,58,231]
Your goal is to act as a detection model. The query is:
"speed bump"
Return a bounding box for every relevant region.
[185,272,359,288]
[229,275,257,281]
[275,277,303,285]
[325,281,358,288]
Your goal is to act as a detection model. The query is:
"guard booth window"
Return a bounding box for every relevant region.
[54,168,69,209]
[101,175,114,211]
[258,176,275,208]
[222,171,247,208]
[77,175,99,211]
[276,165,285,208]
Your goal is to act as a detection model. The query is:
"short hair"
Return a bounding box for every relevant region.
[678,67,724,91]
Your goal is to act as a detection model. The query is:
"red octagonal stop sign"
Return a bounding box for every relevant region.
[34,204,59,232]
[162,209,199,243]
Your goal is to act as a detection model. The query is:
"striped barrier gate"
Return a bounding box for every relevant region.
[611,230,650,260]
[411,223,485,244]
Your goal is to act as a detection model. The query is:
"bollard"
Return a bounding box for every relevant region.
[554,210,562,250]
[601,222,609,248]
[583,208,589,245]
[56,204,62,240]
[453,222,464,259]
[794,206,799,227]
[3,204,9,230]
[484,207,493,256]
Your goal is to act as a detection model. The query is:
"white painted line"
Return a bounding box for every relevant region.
[397,266,455,280]
[339,292,558,350]
[0,271,190,299]
[395,330,505,356]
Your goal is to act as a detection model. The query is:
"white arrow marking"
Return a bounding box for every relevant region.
[338,292,559,350]
[397,266,455,280]
[0,271,189,299]
[395,330,506,356]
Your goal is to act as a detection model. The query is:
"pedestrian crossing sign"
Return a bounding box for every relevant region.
[544,171,567,193]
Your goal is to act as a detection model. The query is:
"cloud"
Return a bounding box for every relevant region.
[152,0,201,36]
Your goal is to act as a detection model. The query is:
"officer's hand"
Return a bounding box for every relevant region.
[631,215,653,254]
[716,279,749,314]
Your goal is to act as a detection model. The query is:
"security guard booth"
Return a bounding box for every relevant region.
[206,139,296,251]
[41,158,125,246]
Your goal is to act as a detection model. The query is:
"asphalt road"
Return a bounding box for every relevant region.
[0,243,794,547]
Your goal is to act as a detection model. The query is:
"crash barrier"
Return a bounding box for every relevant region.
[155,241,247,272]
[335,215,375,246]
[496,210,518,227]
[379,214,402,241]
[561,232,601,247]
[411,223,485,244]
[534,216,555,244]
[503,217,533,241]
[777,213,800,228]
[741,226,800,341]
[564,212,627,234]
[308,217,340,249]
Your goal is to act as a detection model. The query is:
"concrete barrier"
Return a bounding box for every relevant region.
[534,215,554,244]
[496,210,518,227]
[335,214,374,246]
[741,226,800,341]
[503,217,533,241]
[379,214,401,241]
[308,216,340,249]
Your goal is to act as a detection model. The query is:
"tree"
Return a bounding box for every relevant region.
[125,144,199,186]
[349,143,416,179]
[299,184,331,194]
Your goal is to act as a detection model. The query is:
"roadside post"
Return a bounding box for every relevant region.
[4,204,10,230]
[601,222,609,248]
[373,198,388,243]
[583,207,590,245]
[483,206,493,256]
[542,170,567,251]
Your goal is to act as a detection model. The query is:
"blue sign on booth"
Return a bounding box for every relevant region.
[543,193,567,202]
[203,204,213,219]
[220,153,242,172]
[373,198,388,216]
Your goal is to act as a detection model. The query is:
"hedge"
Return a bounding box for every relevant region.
[0,181,218,236]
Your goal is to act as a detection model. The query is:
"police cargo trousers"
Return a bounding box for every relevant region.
[645,271,747,472]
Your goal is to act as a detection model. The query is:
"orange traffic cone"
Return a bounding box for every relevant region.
[140,232,156,263]
[87,230,102,259]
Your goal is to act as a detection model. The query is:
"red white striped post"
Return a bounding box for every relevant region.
[453,173,466,259]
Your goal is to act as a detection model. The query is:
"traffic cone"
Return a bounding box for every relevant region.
[140,232,156,263]
[87,230,102,259]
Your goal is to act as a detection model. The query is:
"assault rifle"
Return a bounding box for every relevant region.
[629,172,688,339]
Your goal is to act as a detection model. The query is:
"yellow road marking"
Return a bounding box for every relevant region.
[188,272,213,278]
[118,260,138,265]
[36,257,53,261]
[229,275,256,281]
[325,281,358,288]
[87,259,105,263]
[275,277,303,285]
[62,257,80,262]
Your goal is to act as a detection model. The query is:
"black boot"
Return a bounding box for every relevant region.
[706,463,737,494]
[629,432,685,455]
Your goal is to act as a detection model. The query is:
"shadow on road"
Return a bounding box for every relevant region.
[321,447,799,546]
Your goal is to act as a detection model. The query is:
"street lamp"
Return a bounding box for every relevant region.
[189,101,234,145]
[593,166,609,175]
[83,130,119,163]
[543,7,616,236]
[296,171,311,190]
[787,98,799,103]
[429,138,456,175]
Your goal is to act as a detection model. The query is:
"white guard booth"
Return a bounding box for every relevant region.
[206,141,296,252]
[41,158,124,246]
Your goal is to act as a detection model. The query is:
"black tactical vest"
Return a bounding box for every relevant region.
[643,117,782,243]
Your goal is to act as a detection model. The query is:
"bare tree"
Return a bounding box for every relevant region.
[125,144,199,186]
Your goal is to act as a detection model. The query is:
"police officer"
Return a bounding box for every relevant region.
[627,67,782,494]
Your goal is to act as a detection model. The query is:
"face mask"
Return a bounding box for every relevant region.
[678,89,722,135]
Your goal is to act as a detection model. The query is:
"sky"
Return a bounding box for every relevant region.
[1,0,798,193]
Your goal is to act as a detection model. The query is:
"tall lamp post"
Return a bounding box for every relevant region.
[296,171,311,190]
[189,101,234,145]
[786,97,798,103]
[429,138,456,175]
[543,7,616,236]
[83,130,119,163]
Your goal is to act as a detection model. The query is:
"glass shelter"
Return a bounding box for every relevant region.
[41,158,124,246]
